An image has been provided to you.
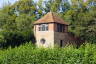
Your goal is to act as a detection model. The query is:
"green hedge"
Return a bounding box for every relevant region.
[0,42,96,64]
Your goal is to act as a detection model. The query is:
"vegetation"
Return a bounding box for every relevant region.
[0,0,96,63]
[0,42,96,64]
[0,0,96,48]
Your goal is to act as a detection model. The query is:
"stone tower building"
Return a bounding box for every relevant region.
[33,12,75,48]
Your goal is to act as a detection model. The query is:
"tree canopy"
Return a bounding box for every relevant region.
[0,0,96,48]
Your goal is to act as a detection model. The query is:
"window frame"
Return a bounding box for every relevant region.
[57,23,65,32]
[38,24,48,31]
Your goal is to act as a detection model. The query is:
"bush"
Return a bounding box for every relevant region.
[0,30,35,48]
[0,42,96,64]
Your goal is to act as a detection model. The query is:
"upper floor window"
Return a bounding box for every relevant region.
[57,24,65,32]
[39,24,48,31]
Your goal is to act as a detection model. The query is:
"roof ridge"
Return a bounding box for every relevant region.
[51,12,55,22]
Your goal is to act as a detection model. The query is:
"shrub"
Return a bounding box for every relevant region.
[0,42,96,64]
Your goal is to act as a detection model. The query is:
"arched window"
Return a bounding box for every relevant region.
[40,38,46,44]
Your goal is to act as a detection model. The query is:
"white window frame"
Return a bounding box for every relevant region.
[39,24,48,31]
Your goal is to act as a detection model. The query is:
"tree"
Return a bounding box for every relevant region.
[15,14,34,31]
[13,0,37,16]
[0,0,37,48]
[64,5,96,43]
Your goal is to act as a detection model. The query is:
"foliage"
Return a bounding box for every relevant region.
[15,14,34,31]
[0,0,95,64]
[0,0,96,48]
[13,0,37,15]
[64,6,96,43]
[0,0,37,48]
[0,30,35,48]
[0,42,96,64]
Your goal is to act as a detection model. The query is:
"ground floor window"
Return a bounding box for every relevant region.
[40,38,46,44]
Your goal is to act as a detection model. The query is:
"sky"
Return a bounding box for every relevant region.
[0,0,18,8]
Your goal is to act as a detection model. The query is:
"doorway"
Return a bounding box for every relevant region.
[60,40,63,47]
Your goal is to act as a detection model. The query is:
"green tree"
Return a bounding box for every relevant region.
[0,0,37,48]
[15,14,34,31]
[13,0,37,16]
[64,5,96,43]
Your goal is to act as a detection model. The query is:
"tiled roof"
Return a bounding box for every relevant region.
[34,12,69,25]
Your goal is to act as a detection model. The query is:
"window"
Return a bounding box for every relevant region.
[40,38,46,44]
[39,24,48,31]
[57,24,65,32]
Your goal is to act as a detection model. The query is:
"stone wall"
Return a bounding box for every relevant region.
[34,24,55,48]
[35,31,54,48]
[34,23,78,48]
[54,32,68,47]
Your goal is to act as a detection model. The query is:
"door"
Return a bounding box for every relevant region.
[60,40,63,47]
